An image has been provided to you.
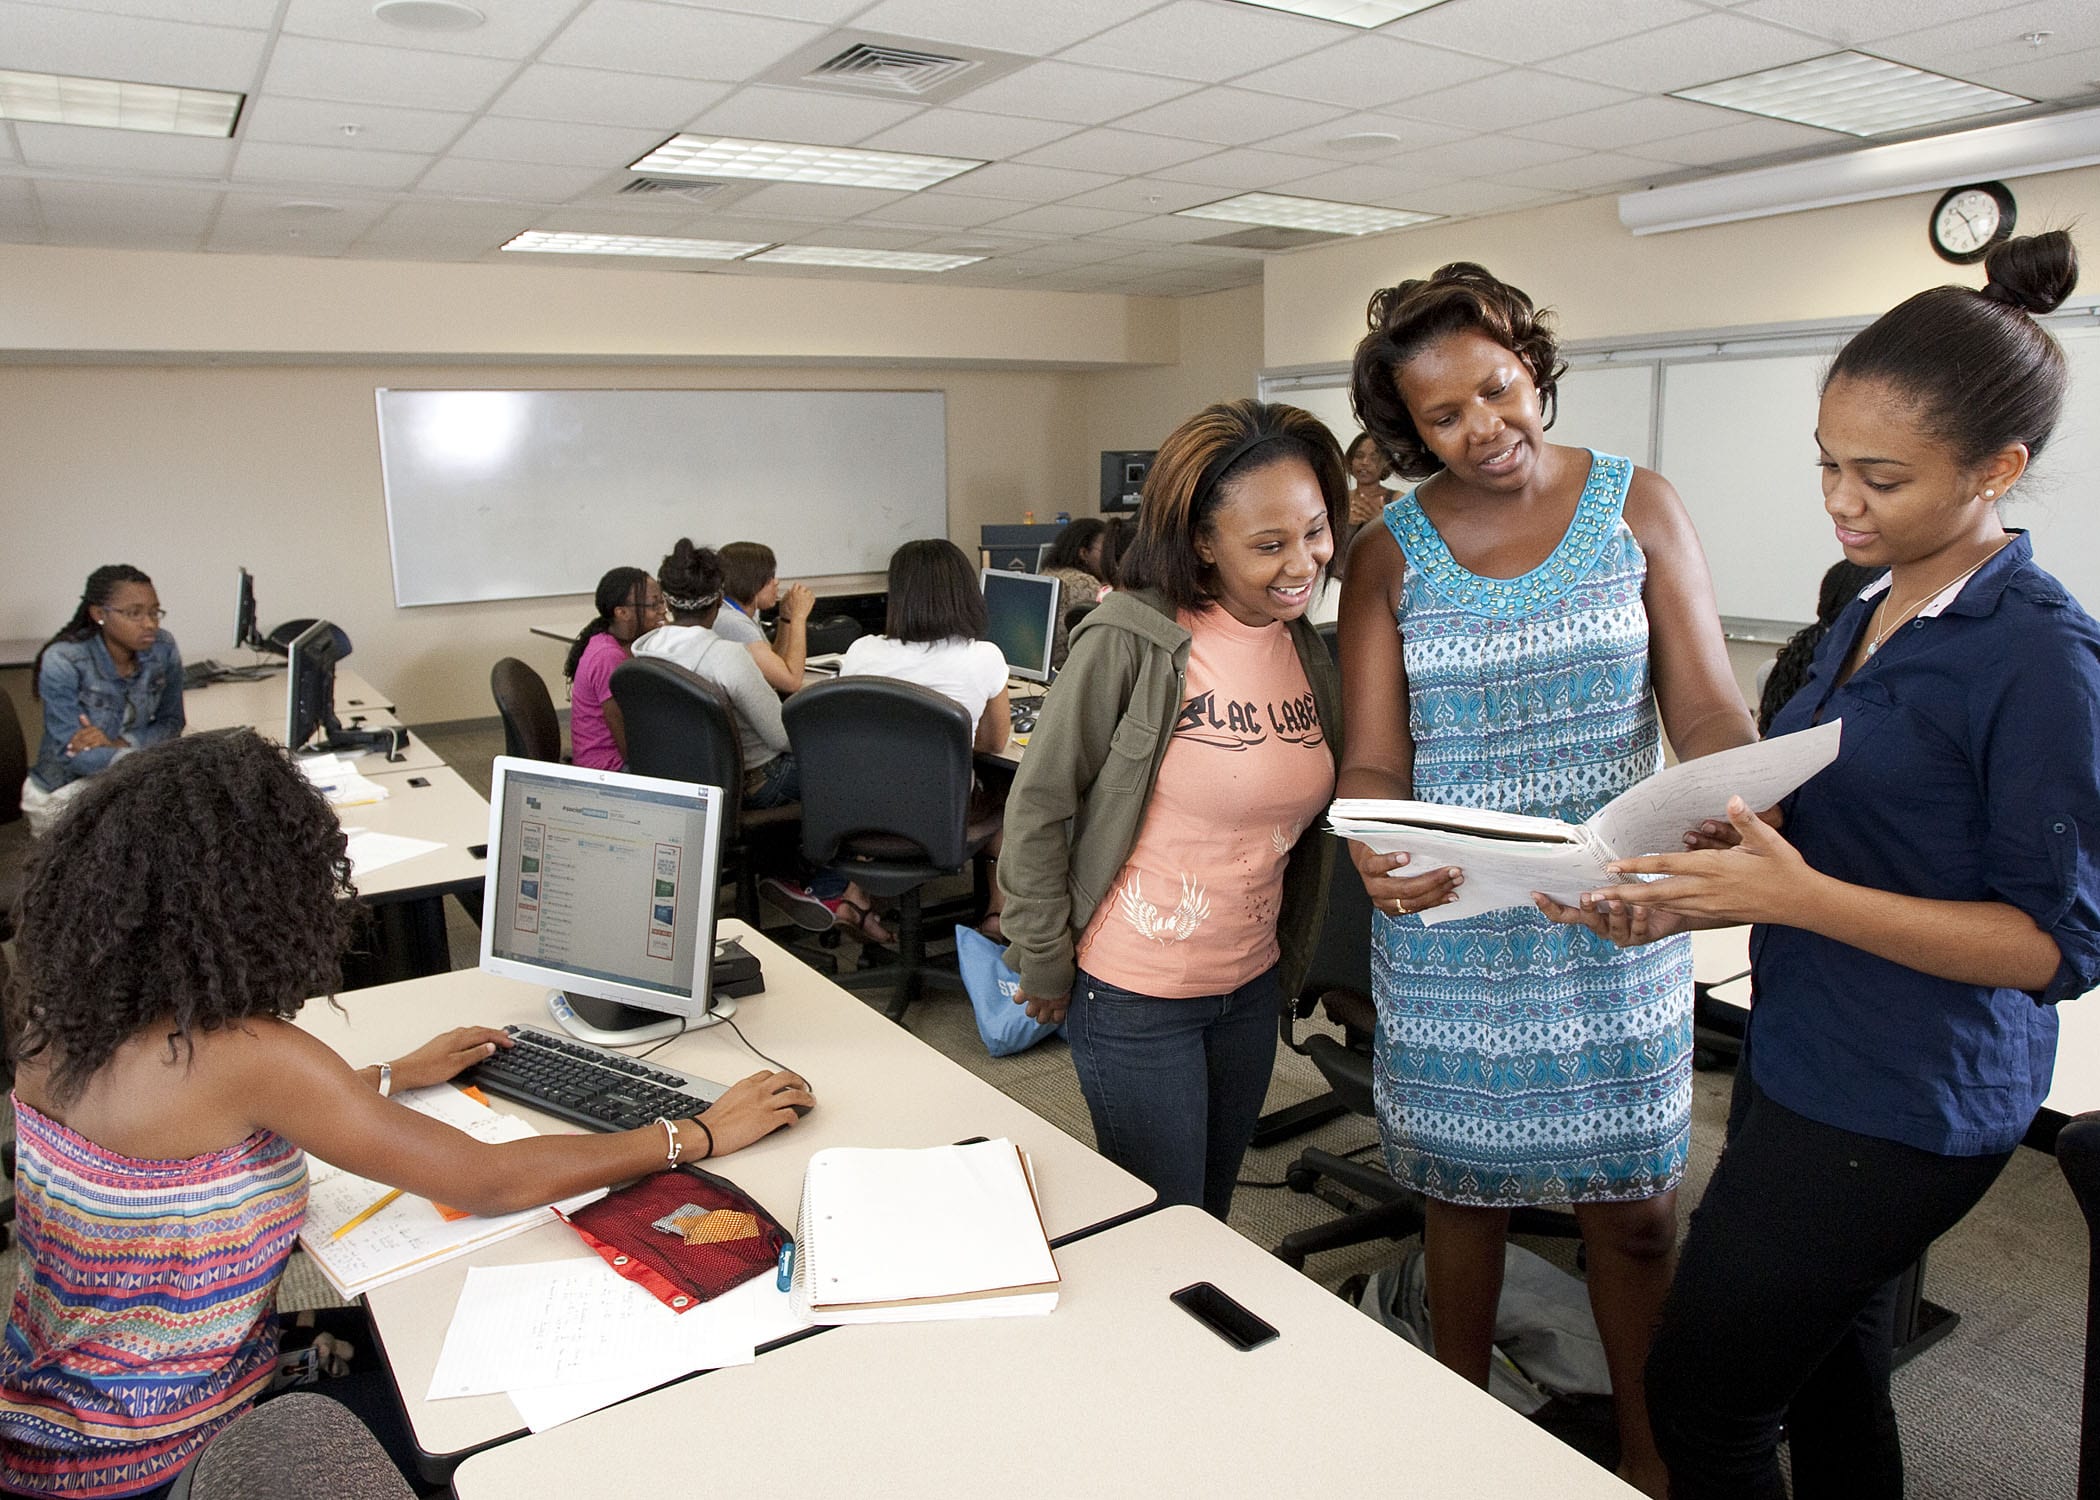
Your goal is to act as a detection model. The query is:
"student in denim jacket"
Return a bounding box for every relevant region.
[25,565,184,835]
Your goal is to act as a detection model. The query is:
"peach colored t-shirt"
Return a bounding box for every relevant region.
[1076,605,1333,998]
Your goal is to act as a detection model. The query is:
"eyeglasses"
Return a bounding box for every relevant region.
[622,598,669,617]
[103,606,167,623]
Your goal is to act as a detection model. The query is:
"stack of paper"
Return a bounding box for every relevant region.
[296,753,391,807]
[789,1138,1059,1324]
[298,1086,604,1299]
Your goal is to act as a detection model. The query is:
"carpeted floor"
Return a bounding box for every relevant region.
[73,715,2074,1496]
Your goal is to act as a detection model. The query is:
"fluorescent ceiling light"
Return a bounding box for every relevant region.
[1619,100,2100,235]
[747,246,984,272]
[1177,192,1438,235]
[501,231,771,259]
[630,135,981,191]
[1228,0,1448,25]
[1673,52,2030,138]
[0,68,242,137]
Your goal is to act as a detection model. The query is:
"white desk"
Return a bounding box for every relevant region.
[1691,925,1751,986]
[182,664,393,731]
[296,922,1152,1466]
[451,1205,1637,1500]
[342,764,490,903]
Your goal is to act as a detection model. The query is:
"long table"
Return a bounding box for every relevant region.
[450,1204,1638,1500]
[295,920,1155,1471]
[181,663,395,730]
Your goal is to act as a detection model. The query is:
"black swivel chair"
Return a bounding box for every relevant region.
[804,615,866,657]
[783,676,999,1023]
[2059,1112,2100,1500]
[489,658,564,763]
[267,619,354,657]
[610,656,800,925]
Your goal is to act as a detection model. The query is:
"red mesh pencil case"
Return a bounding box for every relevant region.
[557,1164,788,1313]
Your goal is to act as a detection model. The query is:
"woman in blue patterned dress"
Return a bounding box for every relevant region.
[1336,263,1755,1496]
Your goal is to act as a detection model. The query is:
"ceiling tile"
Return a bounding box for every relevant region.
[1506,93,1746,151]
[1015,127,1212,175]
[995,239,1133,265]
[1633,113,1844,166]
[1115,86,1349,147]
[1148,145,1337,189]
[488,65,733,127]
[858,109,1078,159]
[1057,1,1337,84]
[0,2,268,92]
[1395,68,1638,131]
[978,202,1150,234]
[1056,176,1223,212]
[279,0,587,59]
[661,0,876,22]
[34,179,217,237]
[448,116,670,168]
[413,157,607,199]
[1386,131,1587,177]
[1091,212,1238,242]
[1732,0,2013,49]
[764,223,933,249]
[853,192,1040,227]
[946,60,1199,125]
[1546,12,1833,94]
[1231,34,1503,110]
[1958,43,2100,101]
[847,0,1146,58]
[262,36,517,112]
[1281,163,1441,206]
[929,160,1118,200]
[353,198,540,250]
[542,1,826,80]
[233,141,432,189]
[1401,177,1563,214]
[686,85,924,147]
[1869,0,2100,77]
[726,181,916,217]
[241,96,472,155]
[0,176,39,225]
[13,122,235,176]
[29,0,278,23]
[1254,110,1471,161]
[1382,0,1709,67]
[207,200,383,254]
[1495,149,1675,191]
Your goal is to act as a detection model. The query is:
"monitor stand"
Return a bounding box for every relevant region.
[546,989,735,1048]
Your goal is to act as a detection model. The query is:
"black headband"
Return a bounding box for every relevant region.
[1192,428,1278,513]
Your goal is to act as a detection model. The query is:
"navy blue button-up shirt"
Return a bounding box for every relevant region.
[1753,533,2100,1155]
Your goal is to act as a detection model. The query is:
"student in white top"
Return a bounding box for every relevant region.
[841,539,1011,752]
[842,539,1014,935]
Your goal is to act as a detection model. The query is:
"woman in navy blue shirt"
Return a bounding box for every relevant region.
[1542,231,2100,1498]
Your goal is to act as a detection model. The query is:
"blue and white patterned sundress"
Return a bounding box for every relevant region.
[1372,451,1692,1207]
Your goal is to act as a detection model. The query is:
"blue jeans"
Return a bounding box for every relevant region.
[1065,965,1281,1220]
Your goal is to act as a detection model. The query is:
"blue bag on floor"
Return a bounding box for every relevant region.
[954,924,1063,1057]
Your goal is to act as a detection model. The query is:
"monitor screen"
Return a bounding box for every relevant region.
[235,567,256,651]
[981,568,1060,684]
[284,620,342,752]
[480,757,722,1027]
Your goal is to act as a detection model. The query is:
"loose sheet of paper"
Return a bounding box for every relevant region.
[342,827,442,876]
[1589,719,1841,859]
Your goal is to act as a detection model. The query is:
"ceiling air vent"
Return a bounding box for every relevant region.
[806,43,976,96]
[618,177,734,205]
[1197,226,1348,251]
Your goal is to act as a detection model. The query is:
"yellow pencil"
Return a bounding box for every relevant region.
[331,1188,403,1239]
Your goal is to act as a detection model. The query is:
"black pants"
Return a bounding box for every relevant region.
[1645,1063,2011,1499]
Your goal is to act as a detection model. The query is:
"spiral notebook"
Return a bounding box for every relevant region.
[788,1138,1059,1324]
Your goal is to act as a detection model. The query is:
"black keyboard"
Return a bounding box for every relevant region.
[464,1024,727,1133]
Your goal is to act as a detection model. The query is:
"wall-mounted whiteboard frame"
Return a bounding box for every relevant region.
[1261,297,2100,640]
[376,388,947,607]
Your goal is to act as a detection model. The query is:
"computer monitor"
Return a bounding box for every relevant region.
[234,567,281,655]
[982,568,1060,685]
[480,757,727,1046]
[285,619,344,752]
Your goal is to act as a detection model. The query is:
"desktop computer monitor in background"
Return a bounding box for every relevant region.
[480,757,726,1045]
[234,567,281,655]
[284,620,344,752]
[982,568,1060,684]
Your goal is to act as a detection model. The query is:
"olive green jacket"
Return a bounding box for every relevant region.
[995,587,1343,1001]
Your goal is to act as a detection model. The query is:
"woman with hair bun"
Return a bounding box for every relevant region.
[1565,231,2100,1497]
[999,399,1343,1219]
[23,565,184,836]
[1340,262,1755,1494]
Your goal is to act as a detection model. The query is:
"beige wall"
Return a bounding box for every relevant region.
[1078,283,1266,493]
[1264,163,2100,368]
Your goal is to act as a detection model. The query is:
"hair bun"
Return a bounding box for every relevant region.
[1982,230,2079,316]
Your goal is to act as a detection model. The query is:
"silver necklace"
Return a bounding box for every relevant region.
[1863,538,2012,656]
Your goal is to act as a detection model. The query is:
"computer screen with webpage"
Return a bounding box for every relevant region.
[482,758,720,1023]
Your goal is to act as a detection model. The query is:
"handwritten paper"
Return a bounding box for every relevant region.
[341,827,442,875]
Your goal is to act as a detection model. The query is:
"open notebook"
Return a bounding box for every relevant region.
[789,1138,1059,1324]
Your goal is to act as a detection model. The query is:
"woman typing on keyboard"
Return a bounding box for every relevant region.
[0,730,812,1500]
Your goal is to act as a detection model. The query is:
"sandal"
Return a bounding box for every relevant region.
[835,897,892,946]
[976,913,1005,944]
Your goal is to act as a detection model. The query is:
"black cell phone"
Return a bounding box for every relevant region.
[406,776,430,788]
[1170,1282,1278,1351]
[467,843,488,859]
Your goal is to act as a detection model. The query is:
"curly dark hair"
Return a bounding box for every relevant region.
[6,729,357,1104]
[1350,261,1567,479]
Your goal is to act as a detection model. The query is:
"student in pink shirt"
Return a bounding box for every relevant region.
[999,401,1345,1217]
[565,567,665,771]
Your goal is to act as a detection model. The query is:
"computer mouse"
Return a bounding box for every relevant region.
[790,1101,813,1118]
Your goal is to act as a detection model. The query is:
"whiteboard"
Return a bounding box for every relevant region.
[377,388,947,607]
[2015,322,2100,615]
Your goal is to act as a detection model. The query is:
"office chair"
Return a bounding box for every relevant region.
[266,619,353,658]
[488,658,564,763]
[2059,1112,2100,1500]
[783,676,999,1023]
[165,1393,413,1500]
[804,615,865,657]
[610,656,799,925]
[0,687,29,949]
[1063,602,1096,636]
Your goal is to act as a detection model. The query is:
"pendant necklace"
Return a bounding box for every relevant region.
[1863,538,2012,657]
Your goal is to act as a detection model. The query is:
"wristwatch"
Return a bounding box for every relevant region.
[377,1062,393,1098]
